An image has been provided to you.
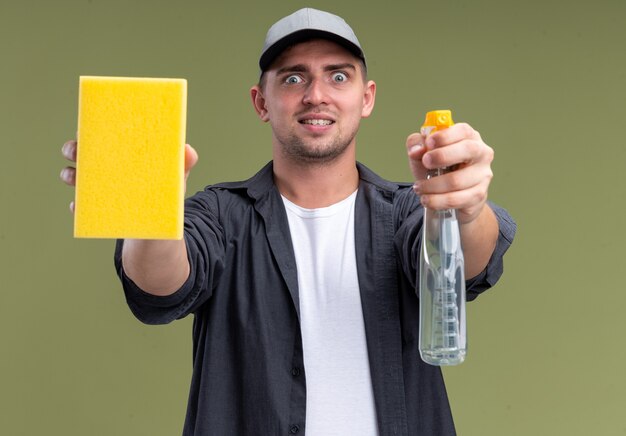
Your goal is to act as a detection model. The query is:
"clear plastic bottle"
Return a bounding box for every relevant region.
[418,110,466,366]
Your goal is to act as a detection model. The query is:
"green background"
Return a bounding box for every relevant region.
[2,0,625,434]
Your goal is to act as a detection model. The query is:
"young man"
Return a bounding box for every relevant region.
[61,8,515,436]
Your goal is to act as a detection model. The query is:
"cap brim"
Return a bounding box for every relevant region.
[259,29,365,72]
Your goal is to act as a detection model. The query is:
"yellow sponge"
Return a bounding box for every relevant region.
[74,76,187,239]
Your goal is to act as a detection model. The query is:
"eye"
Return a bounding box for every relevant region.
[284,75,303,84]
[332,72,348,83]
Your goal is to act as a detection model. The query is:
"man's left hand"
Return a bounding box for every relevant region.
[406,122,494,225]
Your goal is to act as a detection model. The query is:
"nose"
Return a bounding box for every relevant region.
[302,79,328,106]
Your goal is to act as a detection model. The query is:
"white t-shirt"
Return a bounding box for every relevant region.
[282,191,379,436]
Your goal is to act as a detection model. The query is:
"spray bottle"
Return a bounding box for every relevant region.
[418,110,466,366]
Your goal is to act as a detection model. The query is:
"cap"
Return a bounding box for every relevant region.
[259,8,366,72]
[422,110,455,132]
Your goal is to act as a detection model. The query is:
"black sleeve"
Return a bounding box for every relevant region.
[113,189,226,324]
[464,202,516,300]
[394,196,516,301]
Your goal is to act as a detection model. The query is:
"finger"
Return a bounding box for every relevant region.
[62,140,77,162]
[423,138,493,170]
[414,165,491,196]
[419,179,488,213]
[407,145,428,182]
[425,123,481,149]
[407,142,427,161]
[405,132,425,151]
[60,166,76,186]
[406,132,429,181]
[70,201,75,214]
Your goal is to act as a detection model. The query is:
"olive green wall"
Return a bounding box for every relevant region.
[2,0,625,434]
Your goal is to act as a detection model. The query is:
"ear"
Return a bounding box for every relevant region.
[361,80,377,118]
[250,85,270,122]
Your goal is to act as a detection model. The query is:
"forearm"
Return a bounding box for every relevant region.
[121,238,190,296]
[460,203,498,279]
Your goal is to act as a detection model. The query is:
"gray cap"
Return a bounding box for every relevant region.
[259,8,365,72]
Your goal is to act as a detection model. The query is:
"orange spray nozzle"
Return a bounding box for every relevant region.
[422,110,454,132]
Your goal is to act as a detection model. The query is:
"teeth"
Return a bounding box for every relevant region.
[301,119,333,126]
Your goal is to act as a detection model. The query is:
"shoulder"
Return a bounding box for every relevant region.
[357,162,420,210]
[187,161,274,205]
[356,163,423,234]
[357,162,408,192]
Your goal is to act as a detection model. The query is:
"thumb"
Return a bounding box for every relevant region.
[407,143,428,182]
[184,144,199,180]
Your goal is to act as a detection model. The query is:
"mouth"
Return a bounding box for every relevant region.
[298,114,335,127]
[299,119,334,126]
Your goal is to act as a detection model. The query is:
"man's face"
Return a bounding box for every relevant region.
[251,39,376,164]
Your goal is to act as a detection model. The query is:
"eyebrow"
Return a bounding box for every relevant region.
[275,63,357,76]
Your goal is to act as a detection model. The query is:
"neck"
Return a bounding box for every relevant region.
[273,148,359,209]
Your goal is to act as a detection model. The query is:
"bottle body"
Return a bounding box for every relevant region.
[418,114,467,366]
[418,197,467,365]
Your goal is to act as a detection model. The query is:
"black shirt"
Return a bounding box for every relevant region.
[115,162,516,436]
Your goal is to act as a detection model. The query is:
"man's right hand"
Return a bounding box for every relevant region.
[60,140,199,296]
[59,140,199,213]
[60,140,78,212]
